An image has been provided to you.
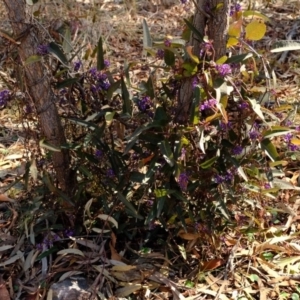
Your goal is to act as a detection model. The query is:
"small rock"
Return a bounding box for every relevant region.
[49,277,94,300]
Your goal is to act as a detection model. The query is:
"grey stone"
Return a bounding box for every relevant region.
[49,277,95,300]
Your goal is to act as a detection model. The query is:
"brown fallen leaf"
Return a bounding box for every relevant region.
[0,275,10,300]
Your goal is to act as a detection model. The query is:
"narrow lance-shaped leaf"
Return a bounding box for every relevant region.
[62,25,72,56]
[183,18,204,42]
[97,37,105,70]
[271,41,300,53]
[48,42,68,66]
[121,77,132,116]
[158,140,175,167]
[190,85,201,124]
[164,49,175,66]
[261,138,279,162]
[142,19,152,54]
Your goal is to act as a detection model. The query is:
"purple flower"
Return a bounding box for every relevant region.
[289,143,299,151]
[249,130,260,140]
[178,173,189,191]
[180,0,188,3]
[37,44,49,55]
[220,121,232,131]
[104,59,110,68]
[232,145,243,155]
[216,64,232,76]
[238,102,249,109]
[107,168,115,178]
[164,39,171,47]
[95,149,103,159]
[156,49,164,59]
[214,174,224,184]
[137,96,152,112]
[200,98,216,111]
[74,60,82,72]
[64,229,74,237]
[230,3,242,16]
[264,182,271,189]
[192,76,199,89]
[0,89,10,106]
[284,133,293,143]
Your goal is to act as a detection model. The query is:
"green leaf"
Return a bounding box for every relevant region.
[142,19,152,50]
[249,274,259,282]
[156,195,166,218]
[158,140,175,167]
[260,138,279,162]
[200,156,218,169]
[183,19,203,42]
[117,192,143,219]
[291,293,300,300]
[55,77,79,89]
[226,53,253,64]
[121,77,132,116]
[164,49,175,66]
[39,139,61,152]
[48,42,68,66]
[271,41,300,53]
[154,106,169,124]
[145,72,155,99]
[97,37,105,70]
[107,79,121,101]
[25,55,42,65]
[243,10,270,22]
[263,126,294,139]
[62,25,72,55]
[37,247,58,260]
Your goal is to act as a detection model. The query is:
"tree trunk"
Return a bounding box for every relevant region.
[3,0,73,193]
[207,0,230,60]
[176,0,230,124]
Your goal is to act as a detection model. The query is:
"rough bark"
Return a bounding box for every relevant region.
[176,0,230,124]
[3,0,73,192]
[176,0,207,124]
[207,0,230,60]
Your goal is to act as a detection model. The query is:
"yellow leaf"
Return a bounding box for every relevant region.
[228,20,242,38]
[227,37,239,47]
[291,139,300,145]
[245,21,266,41]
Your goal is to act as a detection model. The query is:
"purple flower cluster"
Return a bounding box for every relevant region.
[37,44,49,56]
[220,121,232,131]
[74,60,82,72]
[0,90,10,106]
[249,130,260,140]
[200,42,212,57]
[200,98,216,111]
[156,49,164,59]
[216,64,232,76]
[36,233,60,251]
[192,76,199,89]
[214,171,234,184]
[104,59,110,68]
[106,168,115,178]
[64,229,74,237]
[89,67,111,91]
[230,3,242,16]
[180,0,188,3]
[238,102,249,109]
[164,39,171,47]
[178,173,189,191]
[283,133,299,151]
[95,149,103,159]
[232,145,243,155]
[137,96,152,112]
